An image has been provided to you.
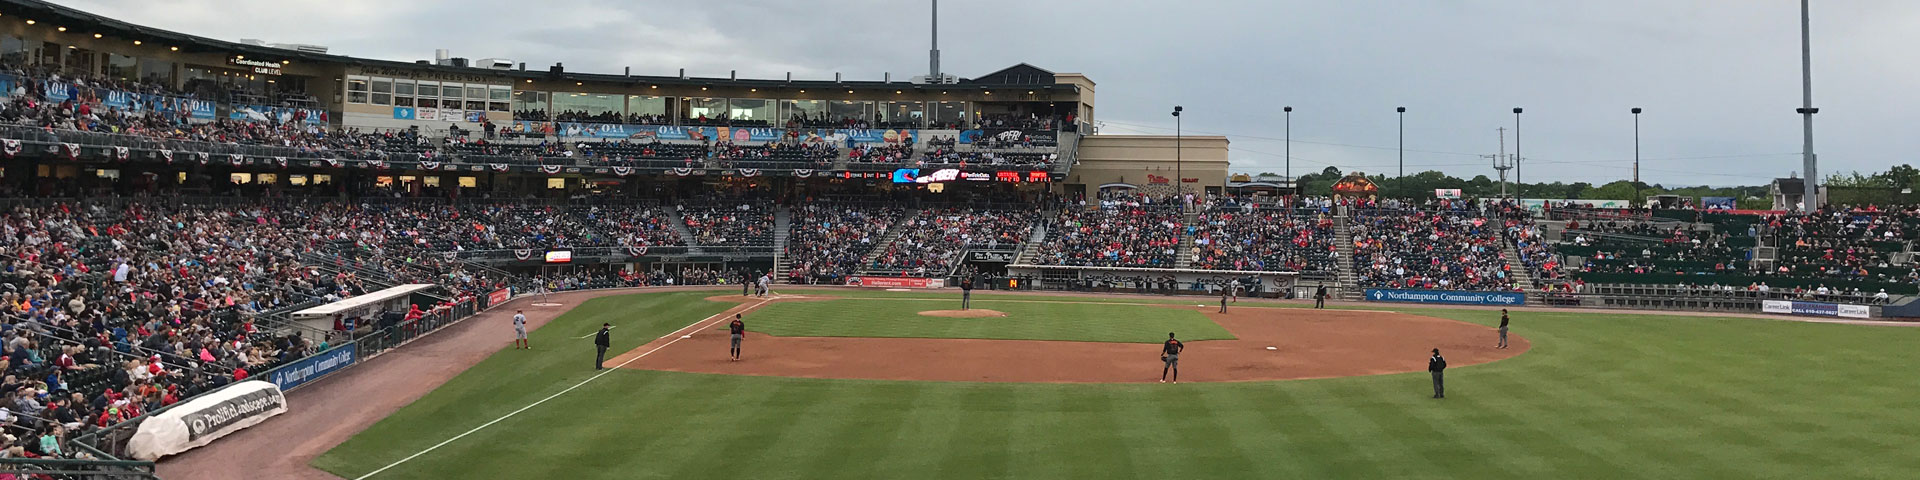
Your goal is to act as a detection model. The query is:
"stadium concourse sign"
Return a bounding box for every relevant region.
[1366,289,1526,306]
[1762,300,1870,319]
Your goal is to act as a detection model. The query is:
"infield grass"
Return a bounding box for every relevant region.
[741,297,1235,343]
[315,289,1920,479]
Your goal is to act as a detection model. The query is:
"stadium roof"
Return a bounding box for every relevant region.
[0,0,1077,93]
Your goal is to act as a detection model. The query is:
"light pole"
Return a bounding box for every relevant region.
[1512,107,1523,198]
[1284,106,1293,194]
[1632,107,1642,205]
[1173,106,1183,197]
[1396,106,1406,195]
[1798,0,1820,209]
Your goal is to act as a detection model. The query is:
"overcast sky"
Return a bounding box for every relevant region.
[54,0,1920,186]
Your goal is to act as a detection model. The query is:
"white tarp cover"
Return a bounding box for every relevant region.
[126,380,288,460]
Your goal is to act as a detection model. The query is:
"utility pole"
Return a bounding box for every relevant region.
[1486,127,1512,198]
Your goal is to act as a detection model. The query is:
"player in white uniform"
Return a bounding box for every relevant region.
[512,310,530,349]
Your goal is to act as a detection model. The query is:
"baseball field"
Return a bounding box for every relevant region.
[310,289,1920,479]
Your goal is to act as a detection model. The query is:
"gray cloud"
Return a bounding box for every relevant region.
[54,0,1920,186]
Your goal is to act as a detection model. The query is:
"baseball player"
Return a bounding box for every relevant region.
[960,275,975,310]
[728,314,745,361]
[1496,309,1510,349]
[1160,332,1184,383]
[512,310,529,349]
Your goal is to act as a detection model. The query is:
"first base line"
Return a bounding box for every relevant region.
[354,296,777,479]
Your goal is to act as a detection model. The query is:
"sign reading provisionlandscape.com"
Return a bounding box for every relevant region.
[1365,289,1526,306]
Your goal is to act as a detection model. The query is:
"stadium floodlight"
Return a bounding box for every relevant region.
[1633,107,1643,205]
[1397,107,1406,189]
[1284,106,1292,192]
[1173,106,1184,196]
[1512,107,1523,196]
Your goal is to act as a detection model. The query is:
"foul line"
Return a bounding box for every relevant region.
[573,325,616,339]
[354,296,776,479]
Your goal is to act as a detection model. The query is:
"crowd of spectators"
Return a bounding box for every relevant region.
[1190,208,1337,272]
[1031,205,1182,268]
[784,205,902,284]
[679,201,774,247]
[1351,208,1514,291]
[868,209,1036,276]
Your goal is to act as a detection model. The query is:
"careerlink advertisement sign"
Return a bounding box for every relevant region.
[1761,300,1869,319]
[267,344,357,392]
[1365,289,1526,306]
[509,121,916,146]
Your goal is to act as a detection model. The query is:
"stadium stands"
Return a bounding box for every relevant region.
[1031,204,1183,268]
[1350,207,1515,291]
[868,208,1037,276]
[784,204,903,284]
[1189,208,1337,273]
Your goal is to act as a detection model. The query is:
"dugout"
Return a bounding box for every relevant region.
[289,284,442,332]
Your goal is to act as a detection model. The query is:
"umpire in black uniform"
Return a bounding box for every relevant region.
[1314,284,1328,309]
[1428,348,1447,398]
[594,323,612,370]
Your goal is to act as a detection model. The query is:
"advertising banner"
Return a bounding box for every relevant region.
[1435,189,1462,199]
[231,105,327,124]
[511,121,918,145]
[957,129,1055,145]
[1701,196,1736,210]
[967,251,1017,263]
[126,381,288,460]
[488,287,512,306]
[1365,289,1526,306]
[266,344,357,391]
[1762,300,1869,319]
[846,276,946,288]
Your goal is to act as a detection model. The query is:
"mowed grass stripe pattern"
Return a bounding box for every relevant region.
[317,292,1920,479]
[741,298,1234,343]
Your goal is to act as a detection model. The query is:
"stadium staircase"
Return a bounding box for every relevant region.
[1013,222,1048,264]
[1050,131,1082,177]
[1175,210,1199,269]
[772,207,793,280]
[855,209,919,275]
[1333,216,1362,301]
[664,206,699,252]
[1501,239,1535,292]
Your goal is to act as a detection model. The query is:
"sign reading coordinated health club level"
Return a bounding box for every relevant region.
[1365,289,1526,306]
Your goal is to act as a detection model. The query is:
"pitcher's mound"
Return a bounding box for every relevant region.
[919,309,1007,318]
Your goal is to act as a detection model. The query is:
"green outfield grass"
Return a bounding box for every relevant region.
[315,289,1920,479]
[739,297,1234,343]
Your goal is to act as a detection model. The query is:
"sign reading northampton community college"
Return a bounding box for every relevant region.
[1365,289,1526,306]
[267,344,357,392]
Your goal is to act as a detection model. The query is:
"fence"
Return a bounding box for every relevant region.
[0,457,158,479]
